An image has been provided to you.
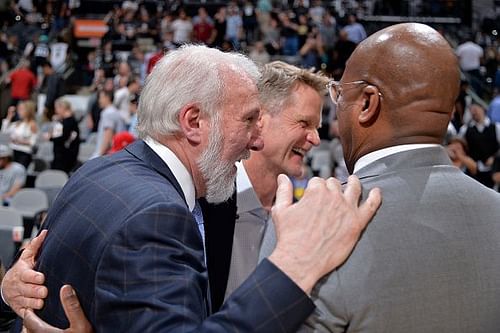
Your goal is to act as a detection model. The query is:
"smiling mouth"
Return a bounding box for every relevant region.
[291,147,306,157]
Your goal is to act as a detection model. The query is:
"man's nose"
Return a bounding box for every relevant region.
[308,129,321,146]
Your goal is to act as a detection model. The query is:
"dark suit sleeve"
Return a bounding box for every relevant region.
[93,202,314,332]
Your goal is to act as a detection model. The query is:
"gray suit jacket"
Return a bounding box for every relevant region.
[261,147,500,332]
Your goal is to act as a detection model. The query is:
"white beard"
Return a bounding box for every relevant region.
[197,123,238,203]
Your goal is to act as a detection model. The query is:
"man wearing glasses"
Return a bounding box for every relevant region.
[262,22,500,332]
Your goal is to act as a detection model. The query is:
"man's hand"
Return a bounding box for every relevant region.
[268,175,382,294]
[23,285,93,333]
[1,230,48,318]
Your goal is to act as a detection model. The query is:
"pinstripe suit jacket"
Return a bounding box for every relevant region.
[299,147,500,332]
[32,140,314,332]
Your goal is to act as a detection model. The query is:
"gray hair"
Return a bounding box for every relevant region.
[137,45,260,140]
[258,61,329,116]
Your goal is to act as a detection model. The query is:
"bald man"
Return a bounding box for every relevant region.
[263,23,500,332]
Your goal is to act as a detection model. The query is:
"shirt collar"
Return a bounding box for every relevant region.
[144,137,196,211]
[353,144,440,174]
[469,117,491,132]
[236,161,265,214]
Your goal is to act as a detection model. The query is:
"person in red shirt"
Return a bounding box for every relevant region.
[193,7,214,45]
[5,59,37,107]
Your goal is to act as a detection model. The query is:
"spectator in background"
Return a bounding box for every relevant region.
[226,2,243,50]
[86,78,114,135]
[128,93,139,138]
[296,14,311,49]
[81,51,97,87]
[488,89,500,124]
[97,40,116,78]
[92,90,126,158]
[108,131,135,154]
[127,46,147,84]
[249,40,270,64]
[263,17,281,56]
[4,59,36,107]
[192,7,214,45]
[343,14,367,44]
[242,1,258,44]
[256,0,272,35]
[136,8,157,39]
[49,36,69,73]
[293,0,309,18]
[299,30,324,69]
[329,28,357,79]
[147,44,167,75]
[45,98,80,174]
[1,101,37,168]
[171,8,193,45]
[318,11,337,55]
[279,12,299,56]
[453,80,472,132]
[484,47,498,84]
[113,61,131,89]
[41,61,64,121]
[0,144,26,205]
[446,136,477,174]
[211,6,227,48]
[309,0,325,26]
[31,35,49,77]
[459,103,500,188]
[114,76,140,126]
[456,36,484,95]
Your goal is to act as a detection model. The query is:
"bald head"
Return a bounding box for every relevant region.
[349,23,459,113]
[338,23,461,172]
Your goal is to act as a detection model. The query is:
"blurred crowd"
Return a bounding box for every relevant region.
[0,0,500,206]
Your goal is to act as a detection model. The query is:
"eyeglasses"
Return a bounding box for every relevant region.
[326,80,382,105]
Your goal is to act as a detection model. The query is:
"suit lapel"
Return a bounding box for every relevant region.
[124,140,186,203]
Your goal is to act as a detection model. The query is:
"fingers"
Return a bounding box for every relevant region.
[23,309,61,333]
[21,269,45,286]
[273,174,293,210]
[326,177,341,192]
[344,175,362,204]
[21,230,47,260]
[358,187,382,227]
[60,285,93,332]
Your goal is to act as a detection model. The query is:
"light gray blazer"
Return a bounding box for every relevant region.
[260,146,500,332]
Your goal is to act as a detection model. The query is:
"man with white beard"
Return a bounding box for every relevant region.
[1,45,381,333]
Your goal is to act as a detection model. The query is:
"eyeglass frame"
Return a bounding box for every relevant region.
[326,80,382,105]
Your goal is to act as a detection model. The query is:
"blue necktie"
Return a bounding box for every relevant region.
[192,200,212,314]
[192,201,206,251]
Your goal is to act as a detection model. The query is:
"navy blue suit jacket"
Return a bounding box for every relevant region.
[32,140,314,332]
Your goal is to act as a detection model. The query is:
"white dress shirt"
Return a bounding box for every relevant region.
[353,144,441,174]
[144,137,196,211]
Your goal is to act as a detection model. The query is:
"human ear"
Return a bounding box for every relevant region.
[358,85,381,126]
[178,104,203,144]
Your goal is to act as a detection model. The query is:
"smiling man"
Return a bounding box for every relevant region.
[222,61,328,298]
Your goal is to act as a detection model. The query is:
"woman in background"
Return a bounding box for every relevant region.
[1,101,38,168]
